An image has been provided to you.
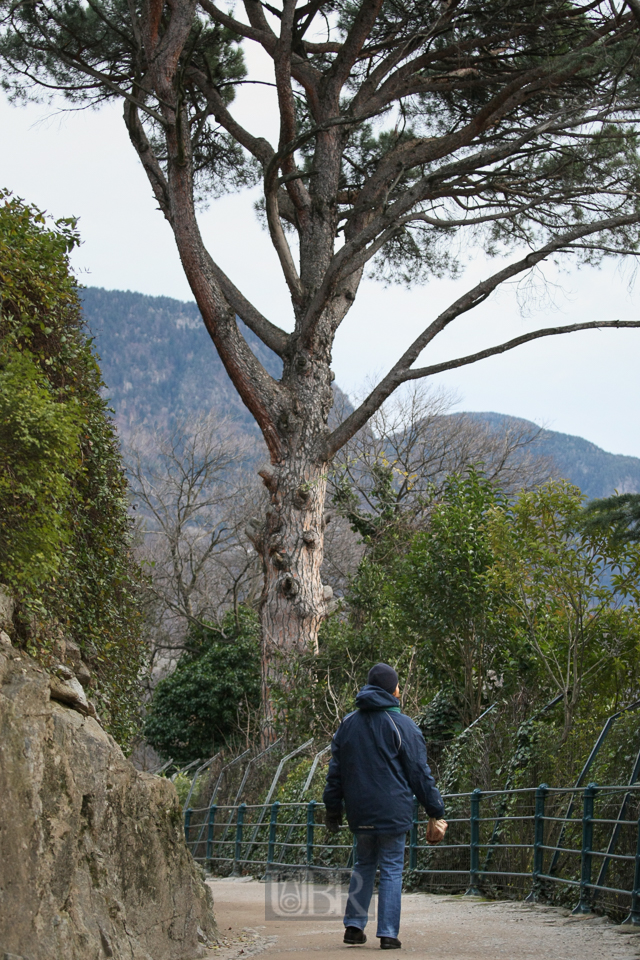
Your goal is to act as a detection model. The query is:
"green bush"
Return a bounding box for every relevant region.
[143,607,261,764]
[171,772,193,807]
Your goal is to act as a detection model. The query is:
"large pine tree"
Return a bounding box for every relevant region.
[4,2,640,728]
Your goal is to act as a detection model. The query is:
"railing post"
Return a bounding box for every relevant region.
[206,804,217,864]
[306,800,317,867]
[573,783,597,915]
[266,801,280,874]
[624,815,640,925]
[526,783,548,902]
[465,789,482,896]
[184,807,192,847]
[231,802,246,877]
[409,797,419,870]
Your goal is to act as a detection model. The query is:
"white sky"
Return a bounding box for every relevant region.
[2,37,639,458]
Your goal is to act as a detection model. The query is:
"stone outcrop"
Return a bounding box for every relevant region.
[0,645,216,960]
[49,664,97,719]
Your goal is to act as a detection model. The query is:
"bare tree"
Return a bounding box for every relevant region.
[331,384,554,532]
[5,0,640,726]
[319,512,366,601]
[127,413,262,671]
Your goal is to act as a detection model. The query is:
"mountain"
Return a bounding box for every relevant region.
[81,287,640,499]
[464,412,640,499]
[81,286,281,444]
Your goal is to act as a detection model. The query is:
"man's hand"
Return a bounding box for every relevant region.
[426,817,448,845]
[325,809,342,834]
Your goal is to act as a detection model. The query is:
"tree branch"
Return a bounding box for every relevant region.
[123,100,172,220]
[263,165,305,303]
[323,207,640,457]
[303,101,621,333]
[626,0,640,27]
[352,53,592,216]
[207,259,290,356]
[326,319,640,459]
[198,0,272,44]
[405,319,640,381]
[274,0,311,215]
[241,0,325,102]
[186,64,275,165]
[322,0,384,106]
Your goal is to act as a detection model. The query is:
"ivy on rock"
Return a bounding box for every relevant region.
[0,191,145,747]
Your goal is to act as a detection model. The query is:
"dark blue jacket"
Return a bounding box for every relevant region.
[323,685,445,834]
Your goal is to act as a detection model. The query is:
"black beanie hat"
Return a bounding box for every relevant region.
[367,663,399,695]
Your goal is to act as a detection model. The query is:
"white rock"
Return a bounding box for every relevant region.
[49,674,90,715]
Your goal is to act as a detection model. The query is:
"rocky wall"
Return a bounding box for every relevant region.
[0,642,216,960]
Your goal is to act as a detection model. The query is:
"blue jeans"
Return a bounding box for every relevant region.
[343,832,406,939]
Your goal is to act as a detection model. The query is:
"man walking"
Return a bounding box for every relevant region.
[323,663,446,950]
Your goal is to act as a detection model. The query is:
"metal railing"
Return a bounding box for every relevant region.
[184,782,640,923]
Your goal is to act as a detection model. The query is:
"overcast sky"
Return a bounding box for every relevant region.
[2,40,640,458]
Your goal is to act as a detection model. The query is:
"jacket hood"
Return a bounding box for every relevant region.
[355,684,400,711]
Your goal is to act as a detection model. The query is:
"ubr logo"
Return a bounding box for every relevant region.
[264,877,375,921]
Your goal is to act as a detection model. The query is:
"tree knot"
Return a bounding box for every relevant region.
[293,484,312,510]
[271,551,291,571]
[258,465,278,493]
[302,529,318,548]
[278,573,300,598]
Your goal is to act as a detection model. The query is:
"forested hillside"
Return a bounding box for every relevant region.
[82,287,640,499]
[81,286,280,444]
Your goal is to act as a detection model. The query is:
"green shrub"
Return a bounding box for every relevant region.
[143,607,261,764]
[171,772,193,807]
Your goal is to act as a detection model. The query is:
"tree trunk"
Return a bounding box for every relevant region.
[250,453,330,740]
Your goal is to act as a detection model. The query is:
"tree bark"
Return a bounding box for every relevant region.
[244,338,339,738]
[252,454,329,738]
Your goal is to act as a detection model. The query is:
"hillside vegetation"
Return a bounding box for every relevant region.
[81,286,280,442]
[467,412,640,500]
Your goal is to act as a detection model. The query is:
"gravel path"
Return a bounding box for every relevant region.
[201,878,640,960]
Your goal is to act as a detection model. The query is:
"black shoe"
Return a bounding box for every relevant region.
[344,926,367,945]
[379,936,401,950]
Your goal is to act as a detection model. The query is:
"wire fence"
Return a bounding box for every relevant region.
[184,782,640,923]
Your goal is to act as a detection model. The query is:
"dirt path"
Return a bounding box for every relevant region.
[201,878,640,960]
